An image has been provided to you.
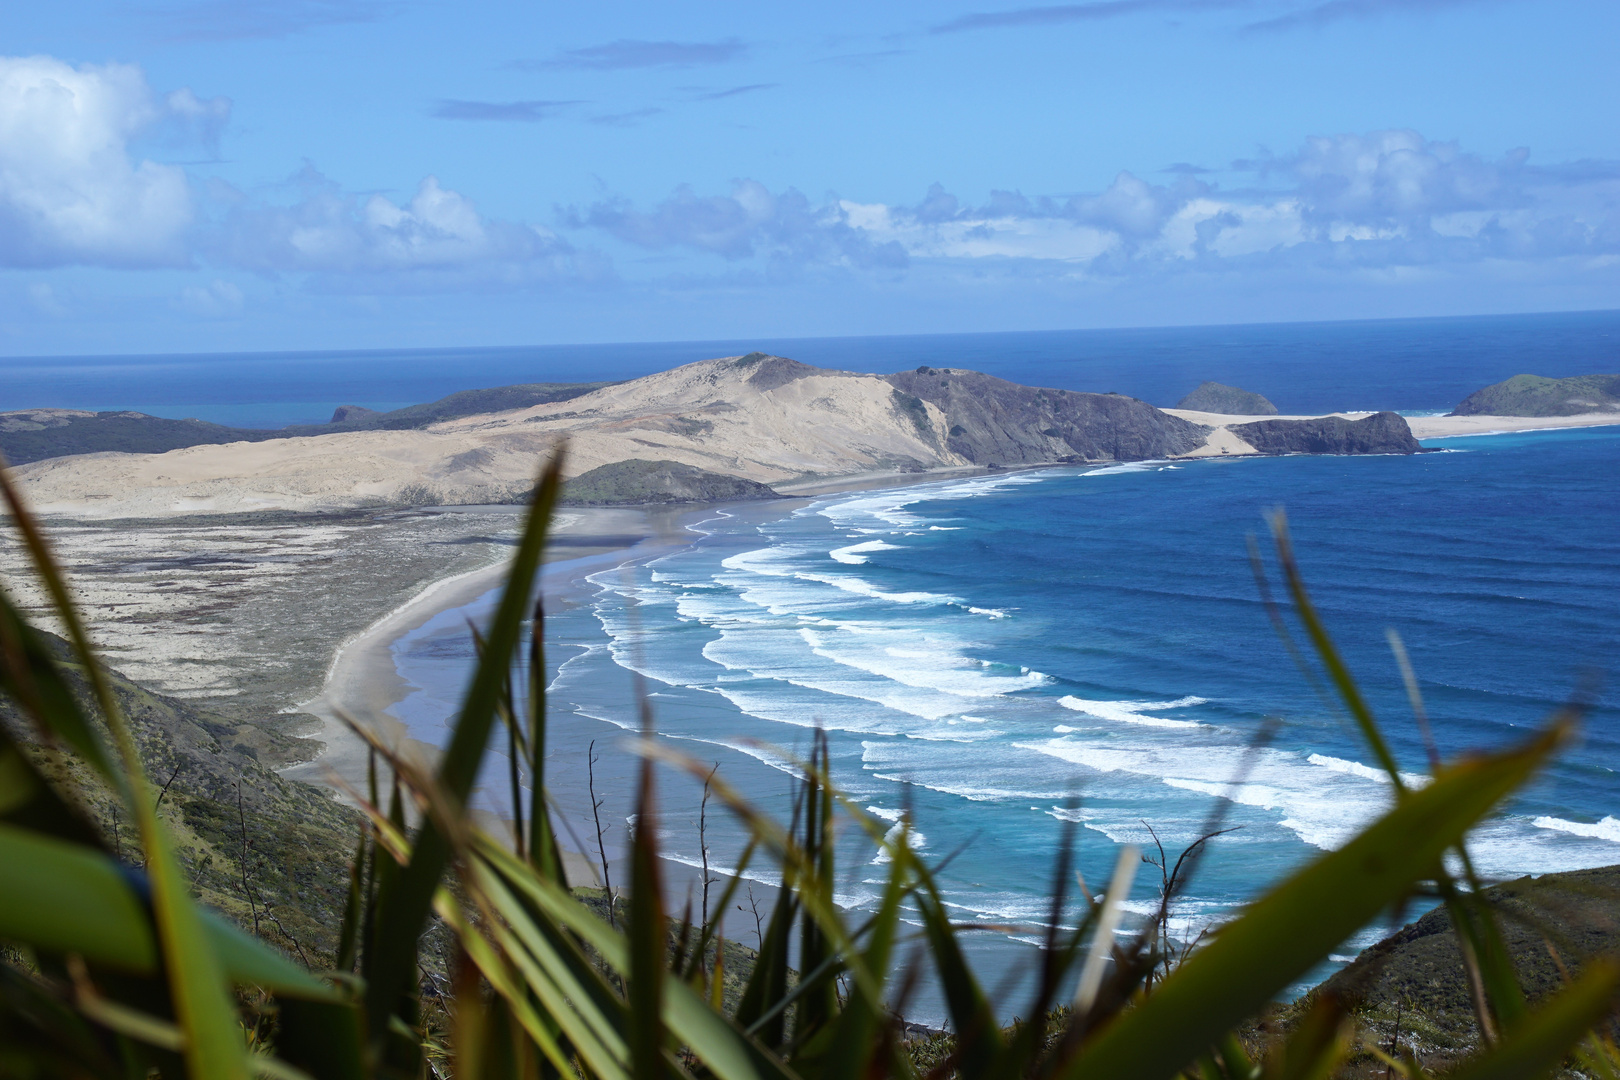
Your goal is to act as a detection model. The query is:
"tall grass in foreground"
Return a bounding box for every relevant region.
[1,450,1617,1079]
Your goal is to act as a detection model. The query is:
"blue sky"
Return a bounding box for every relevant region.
[2,0,1616,354]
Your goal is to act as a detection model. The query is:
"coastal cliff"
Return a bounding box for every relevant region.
[1231,411,1422,455]
[886,367,1209,464]
[1451,373,1620,417]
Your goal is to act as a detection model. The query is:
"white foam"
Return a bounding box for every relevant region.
[1057,695,1206,728]
[829,539,901,565]
[1307,753,1431,790]
[1532,815,1620,843]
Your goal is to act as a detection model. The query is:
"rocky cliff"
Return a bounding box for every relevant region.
[1451,373,1620,417]
[1175,381,1278,415]
[886,366,1209,464]
[1231,411,1422,455]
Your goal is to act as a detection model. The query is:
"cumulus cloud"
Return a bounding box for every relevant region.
[0,55,223,268]
[520,39,746,72]
[213,170,582,278]
[567,181,908,271]
[565,131,1616,284]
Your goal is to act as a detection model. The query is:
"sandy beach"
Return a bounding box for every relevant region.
[1404,412,1620,438]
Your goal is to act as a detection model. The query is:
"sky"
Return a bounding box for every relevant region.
[1,0,1616,355]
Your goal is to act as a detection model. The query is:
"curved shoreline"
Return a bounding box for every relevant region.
[279,507,653,798]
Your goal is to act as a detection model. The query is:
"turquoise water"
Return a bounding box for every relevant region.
[386,425,1620,1014]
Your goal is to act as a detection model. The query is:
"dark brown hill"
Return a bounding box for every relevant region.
[885,366,1209,464]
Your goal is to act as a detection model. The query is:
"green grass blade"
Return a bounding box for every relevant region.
[2,461,249,1079]
[0,823,340,1002]
[0,584,120,786]
[1057,722,1568,1080]
[470,838,798,1080]
[526,594,563,884]
[274,997,367,1080]
[1444,959,1620,1080]
[0,722,109,849]
[0,821,156,972]
[628,749,669,1079]
[362,452,564,1043]
[912,877,1006,1074]
[334,827,365,973]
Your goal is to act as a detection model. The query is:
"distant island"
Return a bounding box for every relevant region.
[1175,381,1279,415]
[1451,373,1620,417]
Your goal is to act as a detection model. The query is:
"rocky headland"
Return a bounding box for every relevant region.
[1231,411,1423,455]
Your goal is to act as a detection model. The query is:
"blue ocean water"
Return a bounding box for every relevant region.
[3,309,1617,426]
[385,424,1620,1016]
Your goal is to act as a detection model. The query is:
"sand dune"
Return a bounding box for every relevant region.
[15,355,958,517]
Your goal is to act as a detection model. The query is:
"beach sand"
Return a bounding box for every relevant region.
[276,503,714,884]
[1405,412,1620,438]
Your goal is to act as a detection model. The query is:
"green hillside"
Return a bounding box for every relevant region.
[1451,373,1620,416]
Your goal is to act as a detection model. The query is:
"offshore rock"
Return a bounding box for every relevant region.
[1175,381,1279,415]
[1231,411,1421,455]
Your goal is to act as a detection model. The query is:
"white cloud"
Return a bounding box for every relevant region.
[25,281,68,316]
[214,172,578,276]
[176,278,244,317]
[0,55,219,268]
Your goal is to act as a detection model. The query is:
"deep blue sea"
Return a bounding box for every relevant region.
[12,311,1618,1014]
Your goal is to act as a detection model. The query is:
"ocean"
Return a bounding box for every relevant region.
[10,311,1620,1016]
[4,309,1619,426]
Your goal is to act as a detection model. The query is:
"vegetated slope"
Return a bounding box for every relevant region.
[1231,412,1422,454]
[0,409,280,466]
[1451,373,1620,416]
[561,459,781,506]
[315,381,613,432]
[1316,864,1620,1061]
[886,366,1209,464]
[0,631,359,965]
[0,382,612,466]
[1175,381,1279,415]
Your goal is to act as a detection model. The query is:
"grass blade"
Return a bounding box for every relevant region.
[1444,959,1620,1080]
[362,452,565,1045]
[1057,721,1569,1080]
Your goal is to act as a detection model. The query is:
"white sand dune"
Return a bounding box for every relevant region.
[15,355,961,518]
